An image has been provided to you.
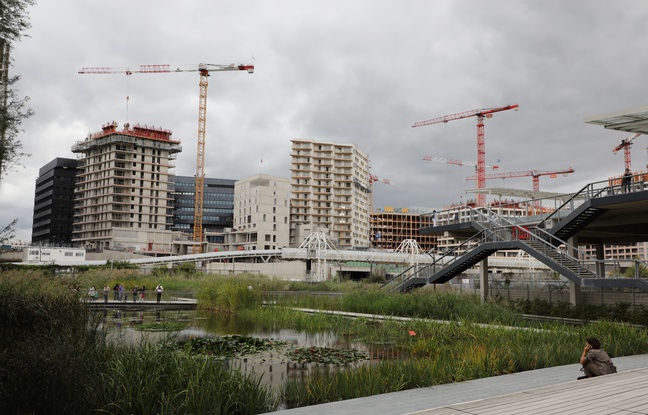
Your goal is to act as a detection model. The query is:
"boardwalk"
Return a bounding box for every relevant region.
[268,354,648,415]
[85,298,197,310]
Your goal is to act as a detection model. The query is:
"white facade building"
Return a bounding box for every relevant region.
[23,246,86,263]
[289,139,371,248]
[208,174,291,251]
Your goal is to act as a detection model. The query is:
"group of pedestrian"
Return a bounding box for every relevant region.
[103,283,161,303]
[86,283,164,303]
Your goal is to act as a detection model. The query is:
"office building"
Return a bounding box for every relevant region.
[31,158,79,245]
[170,175,235,239]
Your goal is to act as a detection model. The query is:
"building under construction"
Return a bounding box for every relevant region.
[371,207,437,252]
[71,122,181,252]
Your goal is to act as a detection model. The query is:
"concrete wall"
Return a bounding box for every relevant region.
[206,260,306,280]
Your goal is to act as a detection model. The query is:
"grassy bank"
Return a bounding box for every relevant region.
[4,269,648,413]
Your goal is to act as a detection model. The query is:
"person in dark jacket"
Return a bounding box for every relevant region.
[579,337,616,379]
[622,168,633,193]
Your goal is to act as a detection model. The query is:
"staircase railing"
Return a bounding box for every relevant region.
[523,226,597,279]
[535,177,627,230]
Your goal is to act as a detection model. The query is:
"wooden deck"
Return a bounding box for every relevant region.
[415,368,648,414]
[85,298,197,310]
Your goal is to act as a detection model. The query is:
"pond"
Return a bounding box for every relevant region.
[101,309,400,391]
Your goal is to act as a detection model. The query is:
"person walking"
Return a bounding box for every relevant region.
[155,284,164,303]
[622,168,633,193]
[118,283,125,302]
[113,283,119,300]
[132,285,139,303]
[578,336,617,379]
[103,285,110,303]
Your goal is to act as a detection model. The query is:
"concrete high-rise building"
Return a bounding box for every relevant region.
[170,175,235,238]
[289,139,371,248]
[71,122,181,252]
[229,173,291,250]
[31,158,79,245]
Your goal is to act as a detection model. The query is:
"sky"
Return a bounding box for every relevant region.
[3,0,648,243]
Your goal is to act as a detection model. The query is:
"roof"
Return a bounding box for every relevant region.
[465,187,578,201]
[584,105,648,134]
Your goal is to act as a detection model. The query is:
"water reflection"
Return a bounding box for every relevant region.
[101,309,400,390]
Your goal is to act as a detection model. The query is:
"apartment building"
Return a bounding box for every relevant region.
[289,139,371,248]
[209,173,291,251]
[31,158,79,245]
[70,122,181,252]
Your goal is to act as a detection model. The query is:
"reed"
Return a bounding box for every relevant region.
[0,270,109,414]
[280,320,648,407]
[98,341,278,415]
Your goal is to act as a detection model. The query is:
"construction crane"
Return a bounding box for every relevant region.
[423,155,499,170]
[368,173,394,218]
[612,133,641,170]
[412,104,519,206]
[465,167,575,192]
[79,63,254,253]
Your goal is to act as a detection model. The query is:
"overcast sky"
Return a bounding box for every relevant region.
[3,0,648,243]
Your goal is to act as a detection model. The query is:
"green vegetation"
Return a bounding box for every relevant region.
[4,268,648,413]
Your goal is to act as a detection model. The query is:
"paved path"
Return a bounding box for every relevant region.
[267,354,648,415]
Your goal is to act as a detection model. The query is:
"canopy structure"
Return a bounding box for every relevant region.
[465,187,579,202]
[584,105,648,134]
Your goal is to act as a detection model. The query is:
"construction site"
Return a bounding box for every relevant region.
[8,54,648,308]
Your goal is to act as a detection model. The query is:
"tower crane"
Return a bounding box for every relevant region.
[612,133,641,170]
[412,104,519,206]
[368,173,394,218]
[423,155,499,170]
[465,167,575,192]
[79,63,254,253]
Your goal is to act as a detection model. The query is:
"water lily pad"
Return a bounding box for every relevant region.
[287,346,369,364]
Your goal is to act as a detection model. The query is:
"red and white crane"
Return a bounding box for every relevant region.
[413,104,518,206]
[79,63,254,253]
[612,133,641,170]
[465,167,575,192]
[423,155,499,170]
[370,174,395,186]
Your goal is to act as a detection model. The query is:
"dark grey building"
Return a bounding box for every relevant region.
[32,158,79,245]
[170,176,235,242]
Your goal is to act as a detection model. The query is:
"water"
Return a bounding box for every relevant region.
[101,309,398,390]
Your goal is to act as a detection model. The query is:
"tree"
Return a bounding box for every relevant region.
[0,218,17,245]
[0,0,35,180]
[0,0,35,241]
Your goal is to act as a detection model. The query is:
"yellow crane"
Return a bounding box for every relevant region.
[79,63,254,252]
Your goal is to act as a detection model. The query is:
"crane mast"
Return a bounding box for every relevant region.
[612,133,641,170]
[413,104,518,206]
[79,62,254,253]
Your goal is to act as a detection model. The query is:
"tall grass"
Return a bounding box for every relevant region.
[280,319,648,408]
[99,341,278,415]
[0,270,107,414]
[0,270,280,414]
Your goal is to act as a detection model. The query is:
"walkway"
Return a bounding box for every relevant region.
[267,353,648,415]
